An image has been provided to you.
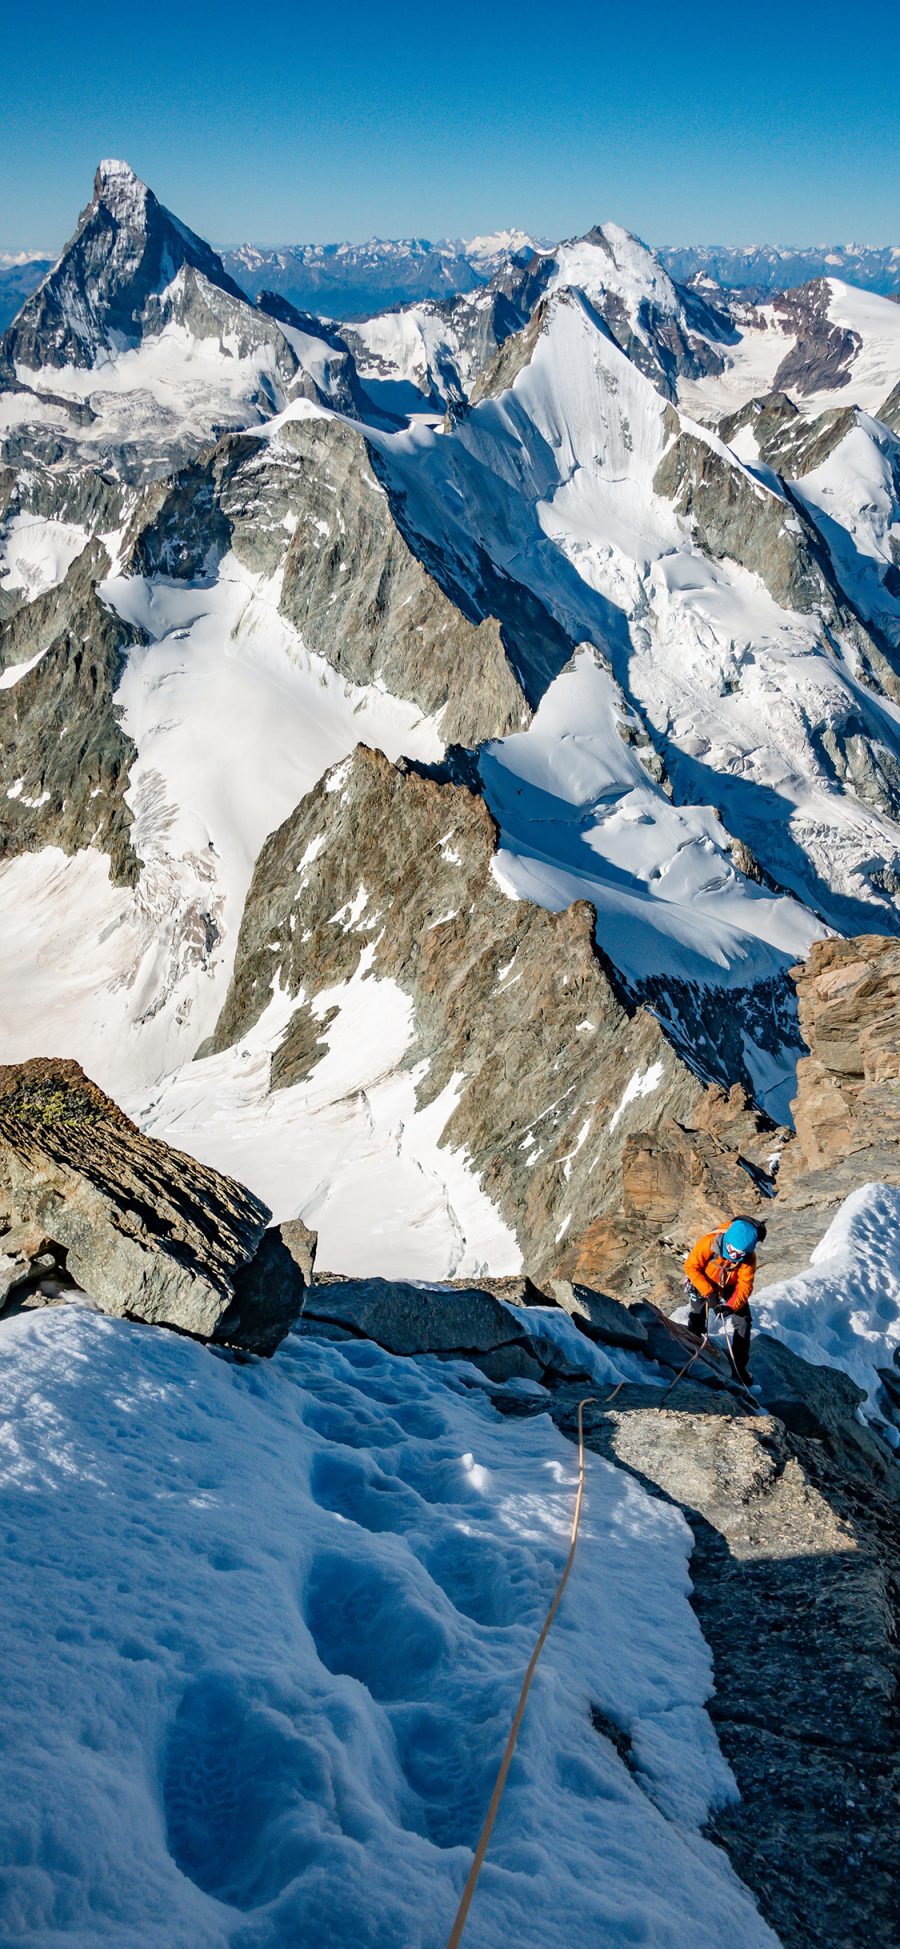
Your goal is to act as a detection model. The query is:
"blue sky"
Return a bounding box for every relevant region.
[3,0,898,249]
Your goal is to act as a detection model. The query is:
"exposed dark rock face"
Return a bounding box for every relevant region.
[629,965,805,1106]
[765,936,900,1275]
[468,293,554,406]
[254,290,385,421]
[141,267,297,401]
[1,160,249,374]
[574,226,733,397]
[878,375,900,435]
[719,391,857,480]
[549,1380,899,1949]
[345,247,558,409]
[132,413,531,744]
[208,744,781,1285]
[0,543,140,884]
[0,1058,309,1351]
[654,412,900,711]
[772,280,862,397]
[545,1277,650,1350]
[217,1217,318,1354]
[276,417,529,743]
[654,420,840,613]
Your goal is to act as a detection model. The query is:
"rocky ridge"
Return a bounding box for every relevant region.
[207,743,779,1285]
[128,412,531,744]
[772,936,900,1266]
[0,543,140,882]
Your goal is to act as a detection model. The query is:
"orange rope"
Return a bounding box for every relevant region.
[444,1392,599,1949]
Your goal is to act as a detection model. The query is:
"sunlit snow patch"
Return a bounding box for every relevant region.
[756,1182,900,1421]
[0,512,88,601]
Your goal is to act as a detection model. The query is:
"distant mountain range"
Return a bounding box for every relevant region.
[660,242,900,298]
[3,234,899,332]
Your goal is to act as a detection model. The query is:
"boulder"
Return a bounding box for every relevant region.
[546,1278,649,1351]
[301,1276,595,1383]
[748,1333,888,1481]
[215,1218,318,1356]
[0,1057,308,1353]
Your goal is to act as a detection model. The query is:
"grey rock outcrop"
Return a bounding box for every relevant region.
[132,414,531,745]
[545,1278,650,1350]
[141,266,298,404]
[216,1217,318,1355]
[552,1379,899,1949]
[654,418,841,614]
[878,375,900,436]
[0,544,140,883]
[0,1058,310,1352]
[761,935,900,1278]
[771,280,862,397]
[276,416,529,743]
[255,290,377,421]
[301,1276,595,1383]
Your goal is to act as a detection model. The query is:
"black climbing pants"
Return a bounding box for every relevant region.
[687,1297,752,1380]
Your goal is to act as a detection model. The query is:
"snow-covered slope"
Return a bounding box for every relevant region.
[678,278,900,424]
[0,1305,779,1948]
[369,289,900,1097]
[347,221,731,414]
[0,550,441,1099]
[3,161,900,1273]
[757,1182,900,1427]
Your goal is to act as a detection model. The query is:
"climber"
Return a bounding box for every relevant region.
[683,1216,765,1386]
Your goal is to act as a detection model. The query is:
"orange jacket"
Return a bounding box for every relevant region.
[684,1230,755,1311]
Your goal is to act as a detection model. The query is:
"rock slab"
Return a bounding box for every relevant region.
[0,1058,310,1353]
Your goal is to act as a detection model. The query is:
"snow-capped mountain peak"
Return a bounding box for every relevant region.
[92,157,151,224]
[0,157,248,375]
[551,220,680,317]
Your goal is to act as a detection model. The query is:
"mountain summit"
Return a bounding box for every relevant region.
[2,158,247,372]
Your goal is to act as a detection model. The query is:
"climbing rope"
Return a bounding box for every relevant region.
[659,1329,712,1404]
[444,1391,601,1949]
[659,1313,759,1414]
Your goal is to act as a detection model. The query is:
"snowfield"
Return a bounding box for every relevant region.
[757,1182,900,1424]
[0,554,441,1103]
[0,1308,779,1949]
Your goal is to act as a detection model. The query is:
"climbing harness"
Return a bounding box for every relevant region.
[443,1391,602,1949]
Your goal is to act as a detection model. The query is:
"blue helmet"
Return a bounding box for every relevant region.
[722,1218,759,1259]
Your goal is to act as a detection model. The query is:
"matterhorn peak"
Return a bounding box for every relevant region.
[92,158,151,226]
[1,159,247,372]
